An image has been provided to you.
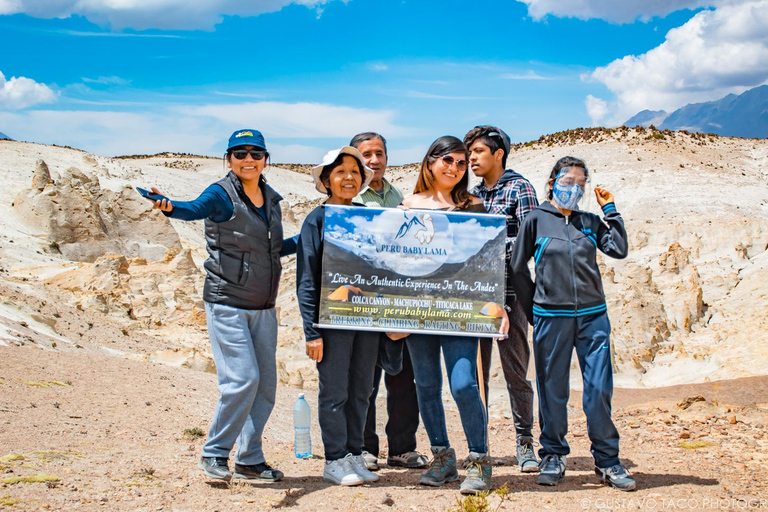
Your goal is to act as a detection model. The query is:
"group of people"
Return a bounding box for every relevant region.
[148,125,636,495]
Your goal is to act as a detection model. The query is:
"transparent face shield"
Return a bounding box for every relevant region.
[551,166,593,211]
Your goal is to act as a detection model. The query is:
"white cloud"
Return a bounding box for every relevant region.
[517,0,717,23]
[187,101,410,139]
[0,100,411,162]
[1,0,343,30]
[0,71,57,110]
[588,1,768,124]
[584,95,609,126]
[368,63,389,72]
[387,145,427,166]
[81,75,131,85]
[500,71,552,80]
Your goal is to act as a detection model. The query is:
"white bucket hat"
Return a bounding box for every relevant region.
[311,146,374,195]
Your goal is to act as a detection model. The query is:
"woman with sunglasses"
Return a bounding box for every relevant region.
[399,135,492,495]
[510,157,634,491]
[149,129,295,483]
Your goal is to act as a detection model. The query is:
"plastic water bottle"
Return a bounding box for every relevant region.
[293,393,312,458]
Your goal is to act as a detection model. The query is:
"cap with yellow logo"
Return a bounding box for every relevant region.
[227,129,266,151]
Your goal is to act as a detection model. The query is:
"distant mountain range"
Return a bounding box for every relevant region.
[0,131,11,140]
[624,85,768,138]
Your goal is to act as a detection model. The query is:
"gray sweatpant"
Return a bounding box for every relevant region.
[201,302,277,465]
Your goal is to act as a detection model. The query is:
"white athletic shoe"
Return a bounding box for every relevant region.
[349,453,380,482]
[323,457,364,486]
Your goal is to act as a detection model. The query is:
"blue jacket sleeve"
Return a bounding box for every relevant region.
[280,234,299,257]
[597,203,628,259]
[296,209,324,342]
[163,184,233,223]
[509,213,538,325]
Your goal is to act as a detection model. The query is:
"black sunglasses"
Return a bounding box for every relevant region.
[231,149,268,160]
[439,154,468,171]
[474,125,510,154]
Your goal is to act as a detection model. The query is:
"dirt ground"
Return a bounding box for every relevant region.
[1,341,767,511]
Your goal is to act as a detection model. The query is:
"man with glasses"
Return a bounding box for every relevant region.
[463,125,540,473]
[349,132,428,471]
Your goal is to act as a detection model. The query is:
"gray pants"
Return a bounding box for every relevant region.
[317,329,379,461]
[480,299,535,439]
[202,302,277,465]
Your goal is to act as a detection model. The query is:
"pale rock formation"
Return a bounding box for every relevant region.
[13,161,182,262]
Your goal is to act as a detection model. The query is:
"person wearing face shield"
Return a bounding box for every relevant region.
[509,156,635,492]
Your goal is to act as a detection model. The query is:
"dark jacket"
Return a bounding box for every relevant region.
[202,172,284,310]
[510,201,628,324]
[296,204,326,342]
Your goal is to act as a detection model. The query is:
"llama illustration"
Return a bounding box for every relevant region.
[413,213,434,244]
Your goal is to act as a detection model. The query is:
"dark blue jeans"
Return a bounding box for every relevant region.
[532,312,621,468]
[407,333,488,454]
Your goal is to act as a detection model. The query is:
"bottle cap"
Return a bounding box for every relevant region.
[298,393,305,399]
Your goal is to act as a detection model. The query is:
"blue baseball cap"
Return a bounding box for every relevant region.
[227,129,266,151]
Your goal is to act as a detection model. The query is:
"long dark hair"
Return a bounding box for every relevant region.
[547,156,589,199]
[414,136,471,208]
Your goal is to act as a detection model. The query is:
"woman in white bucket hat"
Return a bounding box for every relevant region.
[296,146,384,486]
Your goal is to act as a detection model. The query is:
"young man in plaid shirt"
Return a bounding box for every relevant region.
[464,125,540,473]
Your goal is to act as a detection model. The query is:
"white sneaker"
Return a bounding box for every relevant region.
[323,457,364,486]
[349,453,380,482]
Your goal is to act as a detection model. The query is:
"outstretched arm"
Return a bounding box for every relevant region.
[154,184,234,222]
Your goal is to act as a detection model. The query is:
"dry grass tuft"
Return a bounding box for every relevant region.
[1,474,60,485]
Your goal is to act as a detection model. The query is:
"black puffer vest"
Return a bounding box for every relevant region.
[202,171,284,310]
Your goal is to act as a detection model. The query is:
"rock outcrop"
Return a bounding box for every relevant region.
[13,161,182,262]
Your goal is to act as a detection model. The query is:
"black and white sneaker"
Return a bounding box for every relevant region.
[234,462,284,482]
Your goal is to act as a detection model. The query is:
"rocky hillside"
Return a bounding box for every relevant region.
[0,128,766,390]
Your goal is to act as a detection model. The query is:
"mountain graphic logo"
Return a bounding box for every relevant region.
[395,213,435,244]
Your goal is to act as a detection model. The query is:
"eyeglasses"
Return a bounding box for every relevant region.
[231,149,267,160]
[438,154,468,171]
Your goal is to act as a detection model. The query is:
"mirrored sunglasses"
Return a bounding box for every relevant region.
[232,149,267,160]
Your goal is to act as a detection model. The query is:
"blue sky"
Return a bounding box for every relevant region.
[1,0,767,163]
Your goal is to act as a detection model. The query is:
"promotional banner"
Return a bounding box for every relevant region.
[316,205,507,338]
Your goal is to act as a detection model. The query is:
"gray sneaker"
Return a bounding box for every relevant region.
[595,463,636,491]
[387,451,429,469]
[516,436,539,473]
[536,454,566,486]
[459,452,492,495]
[198,456,232,481]
[419,446,459,486]
[349,454,380,483]
[360,450,379,471]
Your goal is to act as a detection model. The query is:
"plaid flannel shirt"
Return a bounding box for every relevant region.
[471,169,539,305]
